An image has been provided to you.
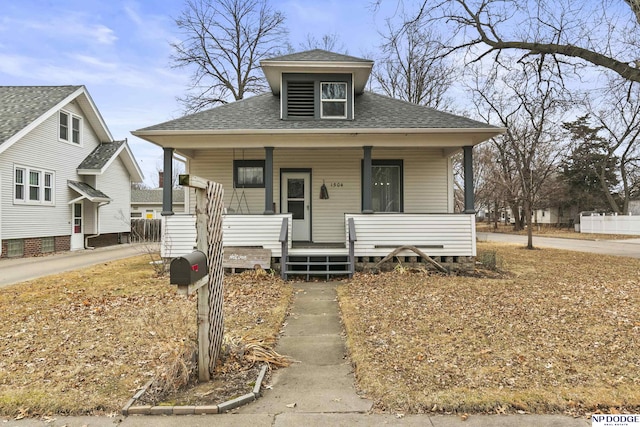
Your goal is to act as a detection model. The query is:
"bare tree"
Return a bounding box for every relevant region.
[299,33,346,53]
[470,58,569,248]
[398,0,640,84]
[371,16,456,109]
[586,78,640,213]
[172,0,288,113]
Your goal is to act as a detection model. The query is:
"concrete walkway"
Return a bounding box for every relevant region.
[478,232,640,258]
[237,281,373,414]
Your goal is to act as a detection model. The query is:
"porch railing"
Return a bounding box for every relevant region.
[279,217,289,280]
[345,213,476,257]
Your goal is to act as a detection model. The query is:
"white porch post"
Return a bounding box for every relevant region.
[264,147,274,214]
[362,146,373,213]
[162,147,174,216]
[463,145,475,214]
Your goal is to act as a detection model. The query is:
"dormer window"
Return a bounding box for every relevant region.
[321,82,347,119]
[282,73,353,120]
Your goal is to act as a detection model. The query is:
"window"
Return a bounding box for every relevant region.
[7,240,24,258]
[321,82,347,118]
[41,237,55,253]
[131,212,143,218]
[233,160,265,188]
[14,165,55,205]
[363,160,403,212]
[15,168,24,200]
[59,110,81,144]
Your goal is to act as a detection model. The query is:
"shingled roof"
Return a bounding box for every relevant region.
[131,189,185,204]
[77,140,126,171]
[0,86,81,145]
[262,49,373,63]
[136,91,497,133]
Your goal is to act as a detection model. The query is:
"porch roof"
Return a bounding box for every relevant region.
[133,91,505,151]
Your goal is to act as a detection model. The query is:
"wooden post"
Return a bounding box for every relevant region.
[179,174,225,382]
[195,186,210,382]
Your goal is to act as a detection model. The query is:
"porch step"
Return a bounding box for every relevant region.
[284,254,352,281]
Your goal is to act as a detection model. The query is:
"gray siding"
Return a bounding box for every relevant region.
[1,101,101,240]
[188,147,450,242]
[96,156,131,233]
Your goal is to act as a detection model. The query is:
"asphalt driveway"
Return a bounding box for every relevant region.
[0,243,157,288]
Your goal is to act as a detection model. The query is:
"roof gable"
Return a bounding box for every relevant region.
[77,139,144,182]
[0,85,113,155]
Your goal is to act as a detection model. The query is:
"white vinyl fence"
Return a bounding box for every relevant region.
[580,213,640,236]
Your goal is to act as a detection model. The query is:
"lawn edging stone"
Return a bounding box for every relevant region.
[121,364,268,416]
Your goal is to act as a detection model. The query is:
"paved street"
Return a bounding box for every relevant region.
[478,232,640,258]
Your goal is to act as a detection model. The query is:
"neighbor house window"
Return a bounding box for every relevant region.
[233,160,265,188]
[7,239,24,258]
[363,160,403,212]
[320,82,347,118]
[14,165,55,205]
[41,237,55,253]
[59,110,81,144]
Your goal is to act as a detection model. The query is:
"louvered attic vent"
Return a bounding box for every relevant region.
[287,81,315,117]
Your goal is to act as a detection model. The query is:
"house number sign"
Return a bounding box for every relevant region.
[330,182,344,187]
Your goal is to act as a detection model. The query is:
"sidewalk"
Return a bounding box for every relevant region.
[0,243,156,288]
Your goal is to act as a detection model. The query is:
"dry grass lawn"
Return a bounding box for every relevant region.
[338,242,640,416]
[0,255,292,417]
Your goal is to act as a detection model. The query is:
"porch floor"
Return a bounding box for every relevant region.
[289,242,348,256]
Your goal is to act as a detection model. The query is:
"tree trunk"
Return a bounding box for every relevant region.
[524,199,534,249]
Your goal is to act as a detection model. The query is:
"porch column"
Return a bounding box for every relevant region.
[264,146,274,214]
[362,146,373,213]
[463,145,475,214]
[161,147,174,216]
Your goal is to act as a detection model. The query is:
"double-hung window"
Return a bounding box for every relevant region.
[320,82,347,119]
[14,165,55,205]
[59,111,81,144]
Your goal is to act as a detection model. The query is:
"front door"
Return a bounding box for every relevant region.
[281,171,311,241]
[70,202,84,250]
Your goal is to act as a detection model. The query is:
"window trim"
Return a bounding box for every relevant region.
[59,110,82,145]
[13,165,55,205]
[320,82,348,119]
[361,159,404,212]
[233,160,266,188]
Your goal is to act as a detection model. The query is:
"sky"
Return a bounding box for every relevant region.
[0,0,398,187]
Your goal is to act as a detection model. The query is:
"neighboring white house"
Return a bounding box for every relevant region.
[133,50,504,276]
[0,86,143,258]
[131,189,185,218]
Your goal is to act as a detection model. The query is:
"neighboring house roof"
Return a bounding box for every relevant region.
[131,189,185,204]
[0,85,112,153]
[77,139,144,182]
[68,180,111,203]
[0,85,144,182]
[135,91,497,132]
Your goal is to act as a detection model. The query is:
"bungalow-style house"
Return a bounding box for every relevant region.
[133,50,504,278]
[0,86,143,258]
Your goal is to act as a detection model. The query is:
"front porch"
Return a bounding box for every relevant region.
[162,212,476,279]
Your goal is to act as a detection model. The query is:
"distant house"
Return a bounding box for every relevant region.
[133,50,504,276]
[131,189,185,218]
[0,86,143,258]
